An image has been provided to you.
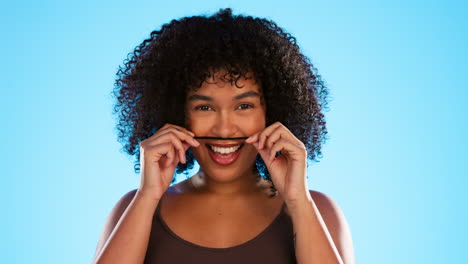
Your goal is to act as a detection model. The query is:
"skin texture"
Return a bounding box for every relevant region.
[111,8,330,192]
[155,70,354,264]
[185,70,266,197]
[104,8,355,263]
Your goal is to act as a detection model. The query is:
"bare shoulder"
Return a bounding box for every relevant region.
[308,190,347,234]
[93,189,139,261]
[308,189,355,264]
[113,188,139,209]
[123,188,139,201]
[309,190,339,213]
[103,188,139,226]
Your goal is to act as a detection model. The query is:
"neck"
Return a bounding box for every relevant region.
[189,168,276,199]
[190,169,261,198]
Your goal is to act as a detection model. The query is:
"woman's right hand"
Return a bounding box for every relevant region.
[137,124,200,201]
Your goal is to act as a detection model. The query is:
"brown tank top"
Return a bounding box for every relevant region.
[144,199,297,263]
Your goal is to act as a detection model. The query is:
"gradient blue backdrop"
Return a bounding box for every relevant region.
[2,0,466,263]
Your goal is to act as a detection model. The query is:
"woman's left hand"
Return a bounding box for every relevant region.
[246,122,311,205]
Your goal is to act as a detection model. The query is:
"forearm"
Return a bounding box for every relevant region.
[288,194,343,264]
[94,192,159,264]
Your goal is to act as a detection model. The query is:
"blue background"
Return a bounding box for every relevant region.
[2,0,466,263]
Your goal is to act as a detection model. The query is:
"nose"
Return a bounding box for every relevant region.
[211,112,239,138]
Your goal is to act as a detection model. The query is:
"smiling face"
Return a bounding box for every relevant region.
[185,70,266,183]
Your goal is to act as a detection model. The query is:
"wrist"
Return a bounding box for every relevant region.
[136,189,162,204]
[285,191,313,210]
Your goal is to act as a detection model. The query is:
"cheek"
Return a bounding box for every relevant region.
[186,108,266,133]
[248,113,267,131]
[185,113,202,131]
[186,119,207,135]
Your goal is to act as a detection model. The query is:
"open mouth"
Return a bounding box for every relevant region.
[205,143,245,166]
[206,143,245,154]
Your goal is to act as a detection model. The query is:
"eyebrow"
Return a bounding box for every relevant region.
[187,91,261,102]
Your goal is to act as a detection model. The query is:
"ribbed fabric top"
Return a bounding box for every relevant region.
[144,199,297,264]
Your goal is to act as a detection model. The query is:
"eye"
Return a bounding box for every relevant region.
[194,105,213,111]
[237,103,253,110]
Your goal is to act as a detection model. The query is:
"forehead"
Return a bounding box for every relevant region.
[187,69,261,96]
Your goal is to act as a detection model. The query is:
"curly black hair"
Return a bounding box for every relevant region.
[111,8,330,191]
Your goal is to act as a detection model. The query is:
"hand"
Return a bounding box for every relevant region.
[245,122,310,204]
[137,124,200,201]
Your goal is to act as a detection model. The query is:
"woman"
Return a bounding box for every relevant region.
[93,8,355,264]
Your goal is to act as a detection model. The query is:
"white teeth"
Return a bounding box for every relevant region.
[209,144,241,154]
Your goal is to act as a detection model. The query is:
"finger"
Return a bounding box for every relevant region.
[259,122,282,149]
[158,126,197,141]
[182,141,191,151]
[152,133,187,164]
[173,126,196,137]
[264,129,299,151]
[251,141,272,163]
[168,128,200,147]
[166,134,187,164]
[159,124,196,137]
[245,132,260,144]
[171,156,180,167]
[159,142,175,168]
[268,138,305,162]
[262,123,302,150]
[176,142,193,166]
[268,139,288,162]
[171,138,196,164]
[166,146,176,168]
[264,125,284,150]
[152,130,200,148]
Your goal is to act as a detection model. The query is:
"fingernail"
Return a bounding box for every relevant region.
[193,139,200,146]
